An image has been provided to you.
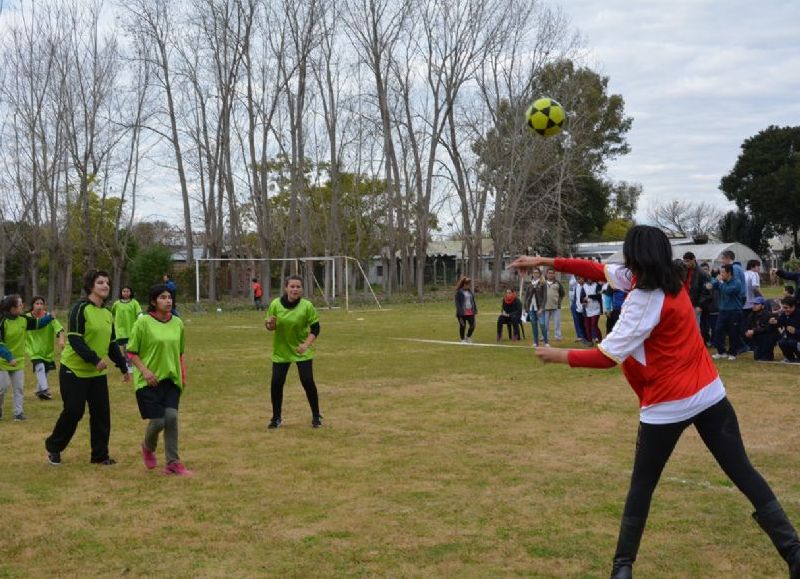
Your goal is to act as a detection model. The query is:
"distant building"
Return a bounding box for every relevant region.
[367,238,517,286]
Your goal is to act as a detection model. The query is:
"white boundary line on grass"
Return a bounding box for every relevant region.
[390,337,530,349]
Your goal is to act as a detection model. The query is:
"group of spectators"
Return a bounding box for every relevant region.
[456,251,800,363]
[682,250,800,363]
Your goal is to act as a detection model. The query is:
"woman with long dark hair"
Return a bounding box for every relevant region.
[454,276,477,343]
[127,284,191,476]
[264,275,322,429]
[45,270,130,466]
[509,225,800,578]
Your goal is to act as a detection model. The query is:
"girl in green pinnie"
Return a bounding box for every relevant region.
[265,275,322,429]
[111,286,142,370]
[127,284,191,476]
[0,294,54,421]
[26,296,65,401]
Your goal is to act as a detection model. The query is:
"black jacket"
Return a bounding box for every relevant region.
[455,289,478,317]
[746,308,778,336]
[686,266,712,308]
[500,297,523,321]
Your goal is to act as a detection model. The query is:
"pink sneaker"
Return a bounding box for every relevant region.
[141,444,157,470]
[163,461,193,477]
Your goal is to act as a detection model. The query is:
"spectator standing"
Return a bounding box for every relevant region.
[582,279,602,343]
[163,274,179,316]
[252,278,265,311]
[523,269,547,346]
[543,269,565,341]
[711,264,744,360]
[569,275,588,342]
[702,263,717,345]
[682,252,712,327]
[454,276,477,343]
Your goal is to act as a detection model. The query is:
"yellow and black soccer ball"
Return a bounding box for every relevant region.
[526,97,565,137]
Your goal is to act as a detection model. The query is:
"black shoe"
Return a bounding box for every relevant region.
[268,417,282,429]
[37,390,53,401]
[13,413,27,421]
[312,415,323,428]
[92,457,117,466]
[47,451,61,466]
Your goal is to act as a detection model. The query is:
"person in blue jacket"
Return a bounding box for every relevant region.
[711,264,744,360]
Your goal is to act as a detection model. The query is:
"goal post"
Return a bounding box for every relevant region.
[193,255,382,311]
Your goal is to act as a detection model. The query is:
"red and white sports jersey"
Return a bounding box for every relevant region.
[555,258,725,424]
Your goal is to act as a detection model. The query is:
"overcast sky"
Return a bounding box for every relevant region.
[117,0,800,226]
[558,0,800,220]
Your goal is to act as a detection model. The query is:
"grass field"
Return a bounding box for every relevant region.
[1,299,799,578]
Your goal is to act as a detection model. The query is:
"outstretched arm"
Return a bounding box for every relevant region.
[535,345,617,368]
[507,256,607,283]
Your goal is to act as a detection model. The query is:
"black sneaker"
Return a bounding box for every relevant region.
[13,413,27,421]
[92,457,117,466]
[37,390,53,401]
[47,451,61,466]
[267,417,282,429]
[312,415,323,428]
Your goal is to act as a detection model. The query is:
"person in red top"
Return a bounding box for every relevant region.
[251,277,264,311]
[509,225,800,579]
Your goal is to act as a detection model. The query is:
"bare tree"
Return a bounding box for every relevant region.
[124,0,195,269]
[342,0,408,296]
[648,199,724,238]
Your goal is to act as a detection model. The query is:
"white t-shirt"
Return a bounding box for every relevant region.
[744,270,760,309]
[582,282,601,317]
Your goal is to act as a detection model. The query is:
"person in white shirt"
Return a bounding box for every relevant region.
[582,280,602,342]
[571,275,587,342]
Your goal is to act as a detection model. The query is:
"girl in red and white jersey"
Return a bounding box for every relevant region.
[509,225,800,579]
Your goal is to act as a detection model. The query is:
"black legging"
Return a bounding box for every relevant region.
[458,315,475,340]
[623,397,775,519]
[270,360,320,419]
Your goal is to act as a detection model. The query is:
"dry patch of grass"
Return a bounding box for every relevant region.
[0,300,798,577]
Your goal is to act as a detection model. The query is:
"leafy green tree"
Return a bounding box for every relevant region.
[718,210,770,256]
[602,219,635,241]
[128,245,173,300]
[720,125,800,254]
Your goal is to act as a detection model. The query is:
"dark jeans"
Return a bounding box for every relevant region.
[700,308,713,344]
[778,337,800,361]
[529,309,547,345]
[622,398,775,521]
[607,308,621,334]
[45,365,112,462]
[571,302,587,340]
[496,316,521,340]
[714,310,743,355]
[753,332,778,361]
[457,315,475,340]
[271,360,320,419]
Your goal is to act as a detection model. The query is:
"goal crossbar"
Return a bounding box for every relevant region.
[193,256,382,311]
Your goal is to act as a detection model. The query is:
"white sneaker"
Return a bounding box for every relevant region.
[460,339,467,344]
[727,355,736,361]
[466,337,473,344]
[711,353,725,360]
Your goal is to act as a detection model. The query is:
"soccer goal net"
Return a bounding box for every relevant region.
[193,255,382,310]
